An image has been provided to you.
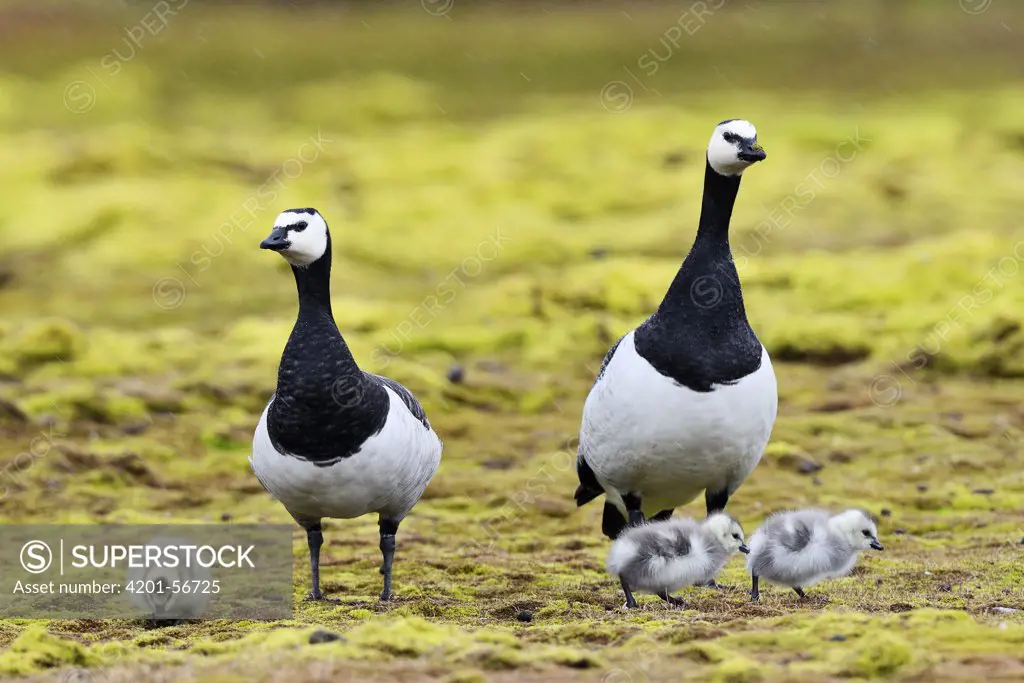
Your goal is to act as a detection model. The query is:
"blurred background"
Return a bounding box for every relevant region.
[0,1,1023,681]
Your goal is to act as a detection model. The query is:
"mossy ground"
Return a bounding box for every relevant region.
[1,2,1023,681]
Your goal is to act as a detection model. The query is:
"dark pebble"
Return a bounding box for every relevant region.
[798,458,823,474]
[517,610,534,623]
[916,484,929,492]
[589,247,609,260]
[308,629,345,645]
[663,151,687,167]
[828,635,847,642]
[881,509,892,517]
[894,529,906,535]
[220,513,232,522]
[1019,536,1023,545]
[972,488,995,495]
[447,364,465,384]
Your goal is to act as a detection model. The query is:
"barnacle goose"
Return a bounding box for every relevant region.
[574,120,777,607]
[606,512,749,608]
[747,508,884,602]
[250,208,443,603]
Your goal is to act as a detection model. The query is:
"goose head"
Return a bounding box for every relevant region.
[707,119,766,177]
[703,512,749,555]
[829,509,884,551]
[260,208,329,267]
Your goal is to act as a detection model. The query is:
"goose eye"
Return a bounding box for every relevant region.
[862,530,872,537]
[290,222,308,232]
[732,533,740,540]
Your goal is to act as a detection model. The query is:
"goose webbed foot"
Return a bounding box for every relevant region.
[658,590,686,608]
[303,591,341,604]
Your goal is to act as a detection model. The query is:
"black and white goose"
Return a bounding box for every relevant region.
[574,120,777,607]
[249,208,443,603]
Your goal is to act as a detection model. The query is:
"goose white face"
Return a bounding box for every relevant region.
[705,512,750,555]
[706,119,766,176]
[260,209,329,267]
[832,509,884,551]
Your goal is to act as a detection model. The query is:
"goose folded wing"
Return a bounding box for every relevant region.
[366,373,431,429]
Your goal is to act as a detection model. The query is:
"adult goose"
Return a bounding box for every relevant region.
[574,120,777,607]
[250,208,443,603]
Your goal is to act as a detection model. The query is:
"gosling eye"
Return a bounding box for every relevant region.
[862,530,872,537]
[732,533,741,540]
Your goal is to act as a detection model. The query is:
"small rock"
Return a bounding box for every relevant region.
[880,508,892,517]
[447,364,465,384]
[828,634,847,642]
[308,629,344,645]
[991,607,1018,615]
[662,151,687,167]
[516,610,533,623]
[894,529,906,535]
[220,513,233,522]
[812,476,823,487]
[916,484,929,492]
[797,458,823,474]
[972,488,995,495]
[589,247,609,260]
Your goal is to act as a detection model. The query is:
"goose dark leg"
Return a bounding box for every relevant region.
[302,521,339,603]
[602,502,627,540]
[701,488,733,589]
[620,577,639,609]
[379,518,400,602]
[650,509,674,522]
[793,587,806,600]
[622,492,645,527]
[751,575,760,602]
[658,589,686,607]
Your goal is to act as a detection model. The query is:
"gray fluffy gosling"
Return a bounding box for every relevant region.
[606,513,749,608]
[746,508,884,602]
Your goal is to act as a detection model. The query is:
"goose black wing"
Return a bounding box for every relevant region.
[366,373,431,430]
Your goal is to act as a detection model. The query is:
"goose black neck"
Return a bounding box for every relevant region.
[695,158,742,244]
[293,239,334,318]
[657,159,744,316]
[633,157,762,392]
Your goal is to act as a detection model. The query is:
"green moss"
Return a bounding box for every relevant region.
[680,641,729,664]
[840,633,913,678]
[5,318,85,369]
[0,627,97,675]
[447,670,488,683]
[712,658,765,683]
[347,617,462,657]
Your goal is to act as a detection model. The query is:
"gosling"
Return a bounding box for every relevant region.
[746,508,884,602]
[606,512,749,608]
